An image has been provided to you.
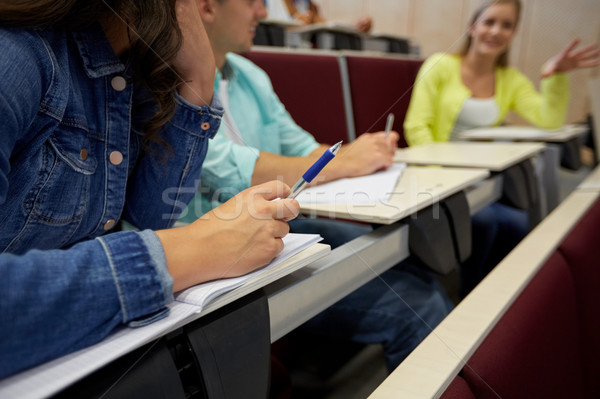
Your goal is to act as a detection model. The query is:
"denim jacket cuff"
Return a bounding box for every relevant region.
[96,230,173,326]
[139,229,174,302]
[170,92,224,139]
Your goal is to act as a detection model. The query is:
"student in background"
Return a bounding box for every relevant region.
[185,0,453,372]
[0,0,298,379]
[266,0,372,33]
[404,0,600,294]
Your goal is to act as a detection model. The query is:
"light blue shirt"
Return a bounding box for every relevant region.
[181,53,320,221]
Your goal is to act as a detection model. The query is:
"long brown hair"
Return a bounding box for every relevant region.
[0,0,182,148]
[459,0,522,67]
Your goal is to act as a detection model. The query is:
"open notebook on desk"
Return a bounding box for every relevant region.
[295,163,406,204]
[0,234,328,399]
[175,233,322,307]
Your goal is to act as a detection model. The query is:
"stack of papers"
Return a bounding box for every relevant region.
[295,163,406,204]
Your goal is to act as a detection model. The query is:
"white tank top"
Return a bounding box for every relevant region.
[450,97,500,140]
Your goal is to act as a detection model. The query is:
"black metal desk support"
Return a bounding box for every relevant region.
[53,290,271,399]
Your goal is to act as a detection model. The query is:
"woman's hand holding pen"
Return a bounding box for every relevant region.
[173,0,215,106]
[156,181,299,292]
[541,38,600,78]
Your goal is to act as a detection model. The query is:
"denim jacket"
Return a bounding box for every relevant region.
[0,24,222,378]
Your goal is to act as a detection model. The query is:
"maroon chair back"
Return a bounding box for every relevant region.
[460,251,585,398]
[438,197,600,398]
[242,51,349,145]
[345,55,423,147]
[440,376,476,399]
[557,198,600,398]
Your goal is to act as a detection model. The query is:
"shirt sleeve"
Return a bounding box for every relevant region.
[0,230,172,379]
[508,70,569,129]
[197,129,261,206]
[191,57,319,212]
[404,54,445,146]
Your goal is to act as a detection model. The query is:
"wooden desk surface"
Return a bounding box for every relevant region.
[394,142,545,171]
[260,18,302,28]
[288,21,362,35]
[457,124,586,143]
[577,165,600,191]
[298,166,490,225]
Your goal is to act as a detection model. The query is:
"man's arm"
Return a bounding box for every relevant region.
[250,131,399,187]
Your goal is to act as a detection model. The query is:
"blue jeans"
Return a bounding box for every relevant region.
[288,218,453,371]
[461,202,529,296]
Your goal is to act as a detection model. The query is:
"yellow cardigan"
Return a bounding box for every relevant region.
[404,53,570,146]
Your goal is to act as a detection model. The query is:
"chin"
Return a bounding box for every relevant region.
[234,42,252,53]
[480,47,506,57]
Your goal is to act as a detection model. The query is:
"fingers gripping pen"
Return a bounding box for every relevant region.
[288,141,343,199]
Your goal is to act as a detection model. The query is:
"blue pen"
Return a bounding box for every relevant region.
[289,140,343,199]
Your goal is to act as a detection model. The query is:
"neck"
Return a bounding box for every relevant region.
[211,36,228,72]
[463,49,497,74]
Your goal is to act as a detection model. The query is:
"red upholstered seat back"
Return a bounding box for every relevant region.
[345,56,423,147]
[557,198,600,398]
[460,251,586,398]
[440,376,476,399]
[242,51,348,144]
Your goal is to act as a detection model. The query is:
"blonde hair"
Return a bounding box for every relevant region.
[459,0,522,67]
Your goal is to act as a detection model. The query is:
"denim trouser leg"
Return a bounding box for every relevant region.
[288,218,452,371]
[461,202,529,295]
[299,268,452,371]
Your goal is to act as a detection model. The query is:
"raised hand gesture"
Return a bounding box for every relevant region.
[542,38,600,79]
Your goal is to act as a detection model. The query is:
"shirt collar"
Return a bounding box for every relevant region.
[71,22,126,79]
[217,53,238,83]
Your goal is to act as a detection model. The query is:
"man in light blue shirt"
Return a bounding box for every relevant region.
[183,0,453,372]
[183,52,321,215]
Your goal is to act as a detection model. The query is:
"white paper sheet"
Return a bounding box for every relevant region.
[295,163,406,204]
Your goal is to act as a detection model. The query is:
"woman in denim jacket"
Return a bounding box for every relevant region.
[0,0,299,379]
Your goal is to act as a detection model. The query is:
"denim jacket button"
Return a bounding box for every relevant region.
[103,219,116,231]
[109,151,123,165]
[201,122,211,130]
[111,76,127,91]
[80,148,88,161]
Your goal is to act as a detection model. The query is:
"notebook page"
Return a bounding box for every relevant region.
[295,163,406,204]
[175,233,322,307]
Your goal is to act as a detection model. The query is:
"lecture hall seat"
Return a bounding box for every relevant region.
[440,198,600,399]
[242,50,350,144]
[344,55,422,147]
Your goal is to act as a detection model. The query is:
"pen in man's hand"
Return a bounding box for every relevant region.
[289,141,343,199]
[384,113,395,139]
